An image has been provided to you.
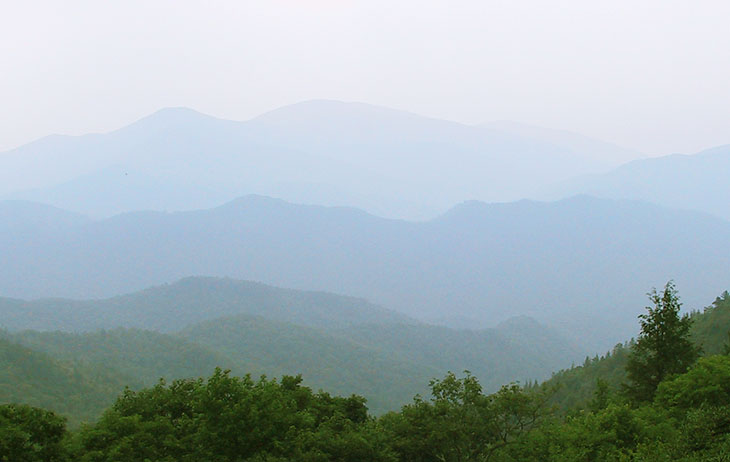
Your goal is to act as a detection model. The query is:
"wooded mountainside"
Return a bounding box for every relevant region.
[0,277,581,422]
[4,285,730,461]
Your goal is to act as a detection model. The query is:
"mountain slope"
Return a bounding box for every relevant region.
[3,314,580,418]
[179,315,439,414]
[334,316,580,391]
[544,290,730,410]
[179,314,581,412]
[549,144,730,220]
[7,328,250,386]
[0,335,129,427]
[0,276,412,333]
[482,120,640,166]
[1,275,581,415]
[0,200,88,233]
[0,101,643,219]
[1,195,729,350]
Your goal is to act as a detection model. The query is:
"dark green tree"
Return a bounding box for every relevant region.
[623,281,700,403]
[73,368,390,462]
[723,331,730,356]
[588,378,610,412]
[0,404,68,462]
[381,371,549,462]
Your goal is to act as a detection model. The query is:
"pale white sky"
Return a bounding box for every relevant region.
[1,0,729,155]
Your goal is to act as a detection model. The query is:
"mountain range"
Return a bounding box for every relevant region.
[1,195,728,351]
[548,144,730,221]
[0,100,641,220]
[2,99,730,429]
[0,276,582,419]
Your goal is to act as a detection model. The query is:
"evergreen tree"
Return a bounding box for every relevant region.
[623,281,700,403]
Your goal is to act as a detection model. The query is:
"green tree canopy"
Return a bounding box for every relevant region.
[381,371,550,462]
[623,281,701,403]
[74,368,392,462]
[0,404,68,462]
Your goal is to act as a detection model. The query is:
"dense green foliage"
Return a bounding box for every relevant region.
[73,369,392,462]
[691,290,730,354]
[5,353,730,461]
[381,372,551,461]
[0,404,68,462]
[623,282,700,403]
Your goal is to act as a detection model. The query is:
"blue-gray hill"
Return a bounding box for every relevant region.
[1,195,728,351]
[549,144,730,220]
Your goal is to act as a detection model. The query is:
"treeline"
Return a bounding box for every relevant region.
[4,284,730,461]
[5,357,730,461]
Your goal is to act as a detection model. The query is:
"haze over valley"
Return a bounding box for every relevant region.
[1,192,730,352]
[2,96,729,415]
[3,2,730,459]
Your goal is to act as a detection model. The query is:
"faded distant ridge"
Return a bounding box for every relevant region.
[1,195,728,350]
[0,276,412,332]
[0,100,640,219]
[549,144,730,220]
[0,200,88,233]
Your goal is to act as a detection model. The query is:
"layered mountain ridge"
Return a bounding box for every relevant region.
[1,195,728,351]
[0,100,641,220]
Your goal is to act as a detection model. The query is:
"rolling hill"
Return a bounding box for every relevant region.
[0,335,130,427]
[178,315,438,413]
[1,277,583,417]
[0,276,412,333]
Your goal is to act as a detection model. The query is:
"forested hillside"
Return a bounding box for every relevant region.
[335,319,577,388]
[546,290,730,410]
[0,276,412,333]
[0,277,582,421]
[179,315,437,412]
[8,328,251,387]
[0,336,129,427]
[6,286,730,461]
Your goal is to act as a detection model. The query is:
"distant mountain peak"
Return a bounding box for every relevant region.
[251,99,453,129]
[214,195,299,214]
[131,106,212,125]
[434,198,539,221]
[216,194,377,220]
[116,106,236,136]
[149,106,206,116]
[695,144,730,159]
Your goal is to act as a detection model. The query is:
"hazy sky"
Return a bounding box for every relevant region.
[1,0,728,155]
